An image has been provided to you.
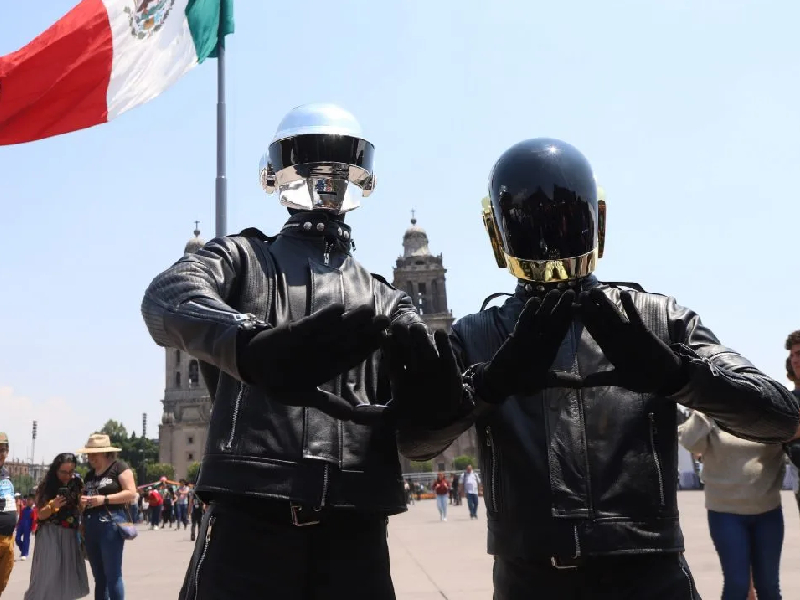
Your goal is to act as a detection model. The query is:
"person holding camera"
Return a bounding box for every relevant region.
[23,452,89,600]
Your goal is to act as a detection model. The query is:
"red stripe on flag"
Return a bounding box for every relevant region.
[0,0,113,146]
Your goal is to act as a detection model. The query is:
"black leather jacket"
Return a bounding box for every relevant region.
[141,212,421,515]
[399,277,800,559]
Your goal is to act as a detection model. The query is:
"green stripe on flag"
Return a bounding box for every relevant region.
[185,0,234,63]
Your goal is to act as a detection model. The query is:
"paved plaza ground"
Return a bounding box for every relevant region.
[4,491,799,598]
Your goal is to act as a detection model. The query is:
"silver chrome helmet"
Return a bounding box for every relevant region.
[258,103,376,214]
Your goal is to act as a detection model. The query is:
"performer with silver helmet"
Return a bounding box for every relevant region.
[386,138,800,599]
[141,103,456,599]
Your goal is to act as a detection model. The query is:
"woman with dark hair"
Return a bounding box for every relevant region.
[23,452,89,599]
[78,433,137,600]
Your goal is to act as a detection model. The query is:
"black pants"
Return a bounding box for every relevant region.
[178,501,395,600]
[190,508,204,540]
[493,552,701,599]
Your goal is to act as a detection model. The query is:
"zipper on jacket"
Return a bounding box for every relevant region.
[323,240,334,266]
[573,525,582,558]
[648,412,665,506]
[184,302,265,329]
[193,515,215,600]
[225,383,246,451]
[485,426,498,512]
[320,463,330,508]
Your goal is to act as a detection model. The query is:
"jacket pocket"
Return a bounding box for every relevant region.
[648,412,666,507]
[224,383,249,452]
[485,426,500,513]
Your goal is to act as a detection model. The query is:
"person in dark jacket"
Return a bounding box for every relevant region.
[140,104,454,600]
[387,138,800,600]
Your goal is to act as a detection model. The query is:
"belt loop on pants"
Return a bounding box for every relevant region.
[550,556,583,569]
[290,503,321,526]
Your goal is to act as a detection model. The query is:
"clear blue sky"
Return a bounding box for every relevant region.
[1,0,798,463]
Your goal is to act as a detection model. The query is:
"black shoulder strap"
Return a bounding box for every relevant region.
[370,272,397,290]
[480,292,513,312]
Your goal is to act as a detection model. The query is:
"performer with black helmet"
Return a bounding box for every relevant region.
[141,103,455,600]
[386,138,800,599]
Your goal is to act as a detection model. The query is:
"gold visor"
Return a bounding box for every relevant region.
[481,196,602,283]
[505,249,598,283]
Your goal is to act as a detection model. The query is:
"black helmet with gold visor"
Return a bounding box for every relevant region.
[482,138,606,283]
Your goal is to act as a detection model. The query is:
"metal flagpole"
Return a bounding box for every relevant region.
[214,23,227,238]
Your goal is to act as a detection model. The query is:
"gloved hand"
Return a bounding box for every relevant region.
[471,289,576,403]
[382,322,465,427]
[237,304,391,420]
[574,289,689,395]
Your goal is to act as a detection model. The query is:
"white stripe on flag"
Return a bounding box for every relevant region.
[103,0,198,120]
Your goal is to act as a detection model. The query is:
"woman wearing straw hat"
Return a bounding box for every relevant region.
[77,433,137,600]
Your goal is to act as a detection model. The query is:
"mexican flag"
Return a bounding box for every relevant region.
[0,0,233,146]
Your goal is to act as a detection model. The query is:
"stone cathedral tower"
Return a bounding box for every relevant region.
[392,213,478,472]
[158,224,213,480]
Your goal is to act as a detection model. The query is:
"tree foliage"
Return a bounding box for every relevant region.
[186,462,201,484]
[97,419,159,474]
[100,419,128,442]
[408,460,433,473]
[146,462,175,482]
[75,464,89,480]
[9,473,35,496]
[453,455,477,471]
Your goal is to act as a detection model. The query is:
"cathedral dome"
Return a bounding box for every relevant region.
[184,222,205,255]
[402,213,430,257]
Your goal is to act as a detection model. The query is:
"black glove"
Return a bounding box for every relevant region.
[575,289,689,394]
[382,322,465,427]
[237,304,390,420]
[471,289,576,403]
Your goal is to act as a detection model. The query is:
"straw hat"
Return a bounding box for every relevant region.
[77,433,121,454]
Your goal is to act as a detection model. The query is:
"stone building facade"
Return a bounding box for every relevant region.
[157,225,212,480]
[158,217,480,478]
[392,214,480,473]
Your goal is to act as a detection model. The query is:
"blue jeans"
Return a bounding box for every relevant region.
[708,507,784,600]
[436,494,448,519]
[84,509,126,600]
[176,502,188,527]
[466,493,479,518]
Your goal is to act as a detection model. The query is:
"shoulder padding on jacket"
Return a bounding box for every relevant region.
[599,281,648,293]
[234,227,275,242]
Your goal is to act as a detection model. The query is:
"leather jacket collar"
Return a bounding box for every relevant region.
[279,211,354,255]
[514,274,599,300]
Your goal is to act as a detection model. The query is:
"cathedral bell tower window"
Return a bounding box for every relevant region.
[175,371,182,388]
[188,360,200,387]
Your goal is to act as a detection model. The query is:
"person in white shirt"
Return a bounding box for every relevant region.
[461,465,481,520]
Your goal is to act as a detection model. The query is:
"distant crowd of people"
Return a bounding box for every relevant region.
[0,432,207,599]
[404,464,483,521]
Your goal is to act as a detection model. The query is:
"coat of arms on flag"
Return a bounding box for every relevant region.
[124,0,176,39]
